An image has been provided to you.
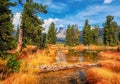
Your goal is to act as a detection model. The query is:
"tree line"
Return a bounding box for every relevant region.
[1,0,120,55]
[66,15,120,46]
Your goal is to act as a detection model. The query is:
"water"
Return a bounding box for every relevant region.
[39,50,99,84]
[56,49,99,63]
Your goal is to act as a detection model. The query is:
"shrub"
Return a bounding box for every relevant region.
[7,55,20,72]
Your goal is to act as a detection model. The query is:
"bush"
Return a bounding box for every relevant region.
[7,55,20,72]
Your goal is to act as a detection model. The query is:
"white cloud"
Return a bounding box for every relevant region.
[42,18,61,33]
[12,12,21,29]
[35,0,68,11]
[104,0,112,4]
[46,5,120,30]
[59,24,64,27]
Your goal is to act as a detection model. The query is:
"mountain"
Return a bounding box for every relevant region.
[56,27,104,43]
[56,27,66,42]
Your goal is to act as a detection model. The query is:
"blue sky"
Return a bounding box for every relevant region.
[11,0,120,32]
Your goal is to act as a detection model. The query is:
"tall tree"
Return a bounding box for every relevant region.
[70,25,75,46]
[66,24,71,46]
[82,19,91,45]
[0,0,16,54]
[103,15,118,46]
[66,24,80,46]
[47,22,57,44]
[20,0,47,47]
[91,26,99,45]
[39,33,47,48]
[118,28,120,43]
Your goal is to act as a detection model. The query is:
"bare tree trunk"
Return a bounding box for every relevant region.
[17,28,23,52]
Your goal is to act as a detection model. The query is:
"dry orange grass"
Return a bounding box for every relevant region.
[0,58,8,80]
[4,72,38,84]
[70,44,85,50]
[70,45,118,51]
[20,49,56,73]
[99,60,120,72]
[99,51,120,59]
[47,44,57,50]
[86,68,120,84]
[62,49,69,54]
[89,45,100,50]
[3,48,56,84]
[0,58,7,66]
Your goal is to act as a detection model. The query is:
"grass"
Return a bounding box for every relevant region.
[4,72,38,84]
[86,50,120,84]
[99,60,120,72]
[86,68,120,84]
[2,46,57,84]
[1,44,120,84]
[99,50,120,59]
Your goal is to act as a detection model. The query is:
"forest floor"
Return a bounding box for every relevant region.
[0,44,120,84]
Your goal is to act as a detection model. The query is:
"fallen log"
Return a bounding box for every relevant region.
[38,63,100,72]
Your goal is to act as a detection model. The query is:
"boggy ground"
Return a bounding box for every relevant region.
[0,44,120,84]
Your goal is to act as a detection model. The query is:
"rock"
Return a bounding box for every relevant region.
[78,71,86,81]
[77,71,88,84]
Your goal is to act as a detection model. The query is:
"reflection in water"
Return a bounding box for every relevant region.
[79,51,83,62]
[56,50,66,62]
[56,50,99,63]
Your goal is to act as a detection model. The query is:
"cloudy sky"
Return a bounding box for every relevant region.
[11,0,120,32]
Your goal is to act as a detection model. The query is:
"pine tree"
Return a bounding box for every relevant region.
[66,24,71,46]
[39,33,47,48]
[91,26,99,45]
[47,22,57,44]
[66,24,80,46]
[103,15,118,46]
[0,0,16,54]
[118,28,120,43]
[70,25,75,46]
[82,19,91,45]
[20,0,47,47]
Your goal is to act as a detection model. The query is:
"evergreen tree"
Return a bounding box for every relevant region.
[118,28,120,43]
[66,24,71,46]
[0,0,16,54]
[20,0,47,47]
[91,26,99,45]
[66,24,80,46]
[103,15,118,46]
[70,25,75,46]
[82,19,91,45]
[47,22,57,44]
[39,33,46,48]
